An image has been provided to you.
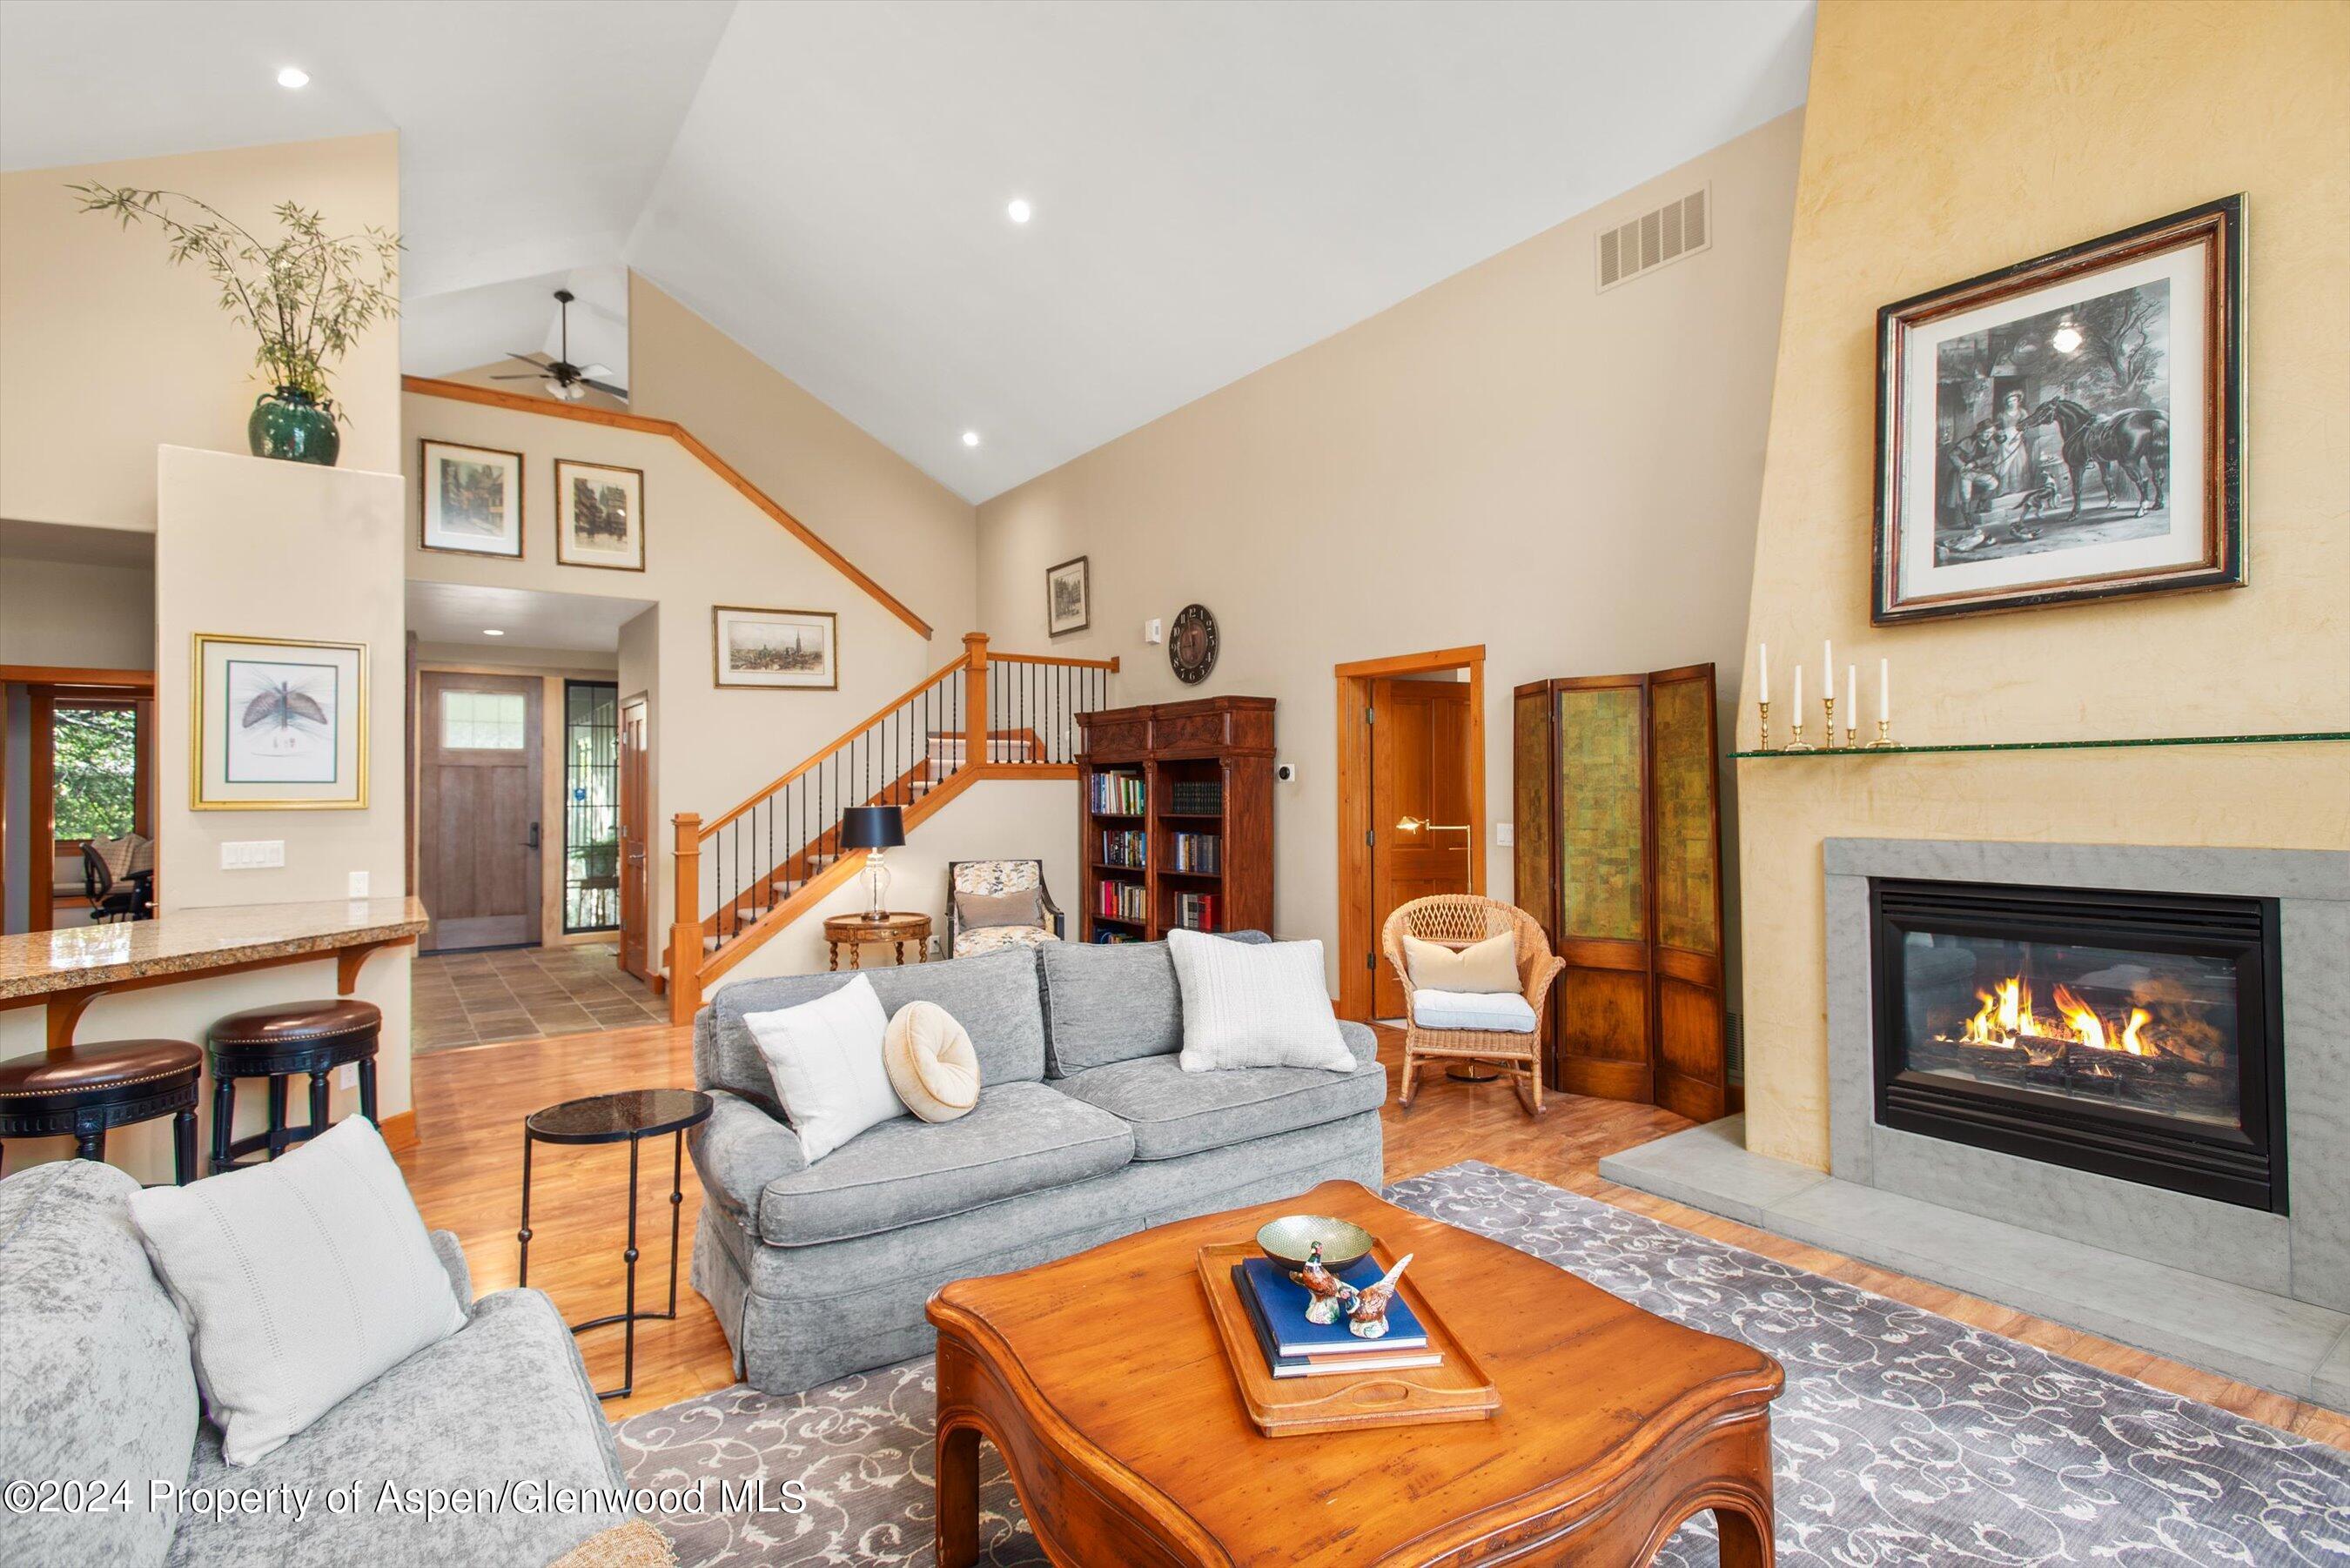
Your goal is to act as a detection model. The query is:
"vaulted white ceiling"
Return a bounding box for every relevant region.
[1,0,1813,502]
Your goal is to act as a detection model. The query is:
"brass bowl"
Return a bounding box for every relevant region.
[1254,1215,1376,1271]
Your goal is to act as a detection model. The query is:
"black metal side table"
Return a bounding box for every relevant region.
[518,1088,712,1401]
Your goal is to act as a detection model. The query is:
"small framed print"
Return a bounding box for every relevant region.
[1874,195,2245,624]
[1046,554,1091,637]
[554,459,647,572]
[192,633,368,809]
[420,440,524,559]
[714,606,837,690]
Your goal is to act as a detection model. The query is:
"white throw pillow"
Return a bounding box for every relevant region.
[742,973,906,1161]
[126,1116,466,1467]
[1168,929,1356,1074]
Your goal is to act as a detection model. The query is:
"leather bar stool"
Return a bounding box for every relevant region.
[207,999,381,1173]
[0,1040,203,1184]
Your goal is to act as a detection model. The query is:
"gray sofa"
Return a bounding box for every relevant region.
[0,1158,629,1568]
[689,935,1388,1393]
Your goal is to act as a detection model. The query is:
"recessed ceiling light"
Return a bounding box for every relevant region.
[276,66,310,90]
[962,430,982,448]
[1005,198,1032,224]
[482,628,506,637]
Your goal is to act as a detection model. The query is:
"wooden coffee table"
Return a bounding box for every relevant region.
[929,1180,1782,1567]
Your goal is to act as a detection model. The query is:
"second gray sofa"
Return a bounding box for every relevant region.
[688,934,1387,1394]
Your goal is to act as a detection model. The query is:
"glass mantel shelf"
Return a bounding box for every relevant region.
[1731,730,2348,761]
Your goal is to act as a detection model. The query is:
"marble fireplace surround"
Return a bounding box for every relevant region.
[1602,838,2350,1409]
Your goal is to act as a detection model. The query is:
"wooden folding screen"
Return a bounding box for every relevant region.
[1512,663,1729,1122]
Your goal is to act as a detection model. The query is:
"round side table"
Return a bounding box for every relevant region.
[823,910,933,969]
[518,1088,712,1401]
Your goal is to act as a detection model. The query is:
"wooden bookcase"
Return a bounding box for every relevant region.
[1074,696,1274,943]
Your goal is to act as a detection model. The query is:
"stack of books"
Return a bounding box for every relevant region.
[1097,881,1148,922]
[1170,779,1223,814]
[1229,1255,1437,1379]
[1170,831,1220,873]
[1099,828,1146,868]
[1090,771,1146,814]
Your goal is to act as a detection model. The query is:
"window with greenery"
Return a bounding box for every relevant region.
[53,704,141,841]
[562,681,621,934]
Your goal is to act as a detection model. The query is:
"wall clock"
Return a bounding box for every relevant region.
[1168,603,1219,685]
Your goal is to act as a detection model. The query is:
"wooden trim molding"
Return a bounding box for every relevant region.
[1333,646,1487,1022]
[402,375,935,640]
[378,1110,418,1154]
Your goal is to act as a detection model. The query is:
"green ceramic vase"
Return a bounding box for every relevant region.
[246,385,341,466]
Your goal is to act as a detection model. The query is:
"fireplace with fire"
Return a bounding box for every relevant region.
[1871,877,2285,1212]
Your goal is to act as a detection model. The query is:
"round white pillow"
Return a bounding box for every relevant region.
[883,1001,981,1122]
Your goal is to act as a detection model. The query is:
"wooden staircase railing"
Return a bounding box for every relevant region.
[668,633,1116,1020]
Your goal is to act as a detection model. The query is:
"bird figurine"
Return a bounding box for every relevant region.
[1289,1240,1355,1325]
[1346,1253,1414,1339]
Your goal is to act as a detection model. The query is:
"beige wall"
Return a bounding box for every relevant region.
[0,133,401,533]
[0,445,414,1181]
[0,557,154,667]
[976,111,1805,990]
[628,275,979,640]
[1736,1,2350,1170]
[402,389,952,948]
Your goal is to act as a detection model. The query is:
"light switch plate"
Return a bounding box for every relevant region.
[337,1065,356,1090]
[1495,822,1514,846]
[1144,618,1165,645]
[220,841,285,869]
[348,870,370,898]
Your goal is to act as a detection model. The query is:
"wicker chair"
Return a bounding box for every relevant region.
[1380,895,1565,1116]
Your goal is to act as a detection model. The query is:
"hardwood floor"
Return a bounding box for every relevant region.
[397,1022,2350,1450]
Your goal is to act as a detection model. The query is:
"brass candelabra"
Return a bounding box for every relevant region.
[1757,699,1770,754]
[1823,693,1838,749]
[1864,719,1897,749]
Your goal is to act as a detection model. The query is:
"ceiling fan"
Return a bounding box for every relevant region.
[494,288,626,403]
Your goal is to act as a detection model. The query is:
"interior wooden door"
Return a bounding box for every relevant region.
[1369,677,1474,1017]
[1647,663,1729,1121]
[1545,674,1654,1100]
[617,695,651,980]
[419,672,542,952]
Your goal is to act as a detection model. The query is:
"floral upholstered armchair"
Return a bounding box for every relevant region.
[945,860,1066,958]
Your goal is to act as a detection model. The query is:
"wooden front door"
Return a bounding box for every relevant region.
[617,695,652,981]
[419,672,542,952]
[1369,677,1473,1018]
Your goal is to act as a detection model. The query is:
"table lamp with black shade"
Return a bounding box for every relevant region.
[841,805,906,917]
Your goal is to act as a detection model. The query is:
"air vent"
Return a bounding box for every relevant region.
[1597,186,1710,292]
[1725,1009,1745,1079]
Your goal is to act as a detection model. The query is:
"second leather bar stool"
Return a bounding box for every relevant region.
[206,1000,382,1173]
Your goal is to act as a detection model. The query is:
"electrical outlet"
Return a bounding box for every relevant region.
[337,1065,356,1091]
[1495,822,1514,847]
[348,870,371,898]
[220,841,285,870]
[1144,618,1165,645]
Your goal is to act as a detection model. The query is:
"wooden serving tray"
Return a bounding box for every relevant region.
[1195,1241,1501,1437]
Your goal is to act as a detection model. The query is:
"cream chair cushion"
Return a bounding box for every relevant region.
[883,1001,981,1122]
[952,924,1060,958]
[1411,989,1540,1033]
[1403,931,1519,994]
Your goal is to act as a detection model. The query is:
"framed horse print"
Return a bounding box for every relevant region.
[1873,195,2244,625]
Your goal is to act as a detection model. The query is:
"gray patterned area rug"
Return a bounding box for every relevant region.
[614,1161,2350,1565]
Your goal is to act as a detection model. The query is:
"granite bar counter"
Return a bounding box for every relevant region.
[0,896,428,1050]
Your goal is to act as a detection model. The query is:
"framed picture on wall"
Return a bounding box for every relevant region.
[554,459,647,572]
[1046,554,1090,636]
[713,606,837,690]
[191,633,368,809]
[1873,195,2244,624]
[419,440,524,558]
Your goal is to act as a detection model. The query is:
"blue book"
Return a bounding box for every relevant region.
[1237,1254,1428,1357]
[1229,1266,1441,1378]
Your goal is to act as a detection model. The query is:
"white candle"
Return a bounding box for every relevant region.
[1823,640,1834,702]
[1793,663,1803,714]
[1758,642,1769,702]
[1879,658,1890,723]
[1846,664,1856,725]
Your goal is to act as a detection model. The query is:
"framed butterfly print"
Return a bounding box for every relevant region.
[191,633,369,809]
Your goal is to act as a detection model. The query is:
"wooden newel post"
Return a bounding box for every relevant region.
[668,812,703,1024]
[962,633,990,767]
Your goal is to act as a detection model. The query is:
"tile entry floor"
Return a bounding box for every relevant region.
[411,941,668,1053]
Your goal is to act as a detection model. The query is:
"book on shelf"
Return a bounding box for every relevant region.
[1170,779,1223,814]
[1098,828,1147,868]
[1235,1256,1430,1357]
[1091,931,1140,944]
[1089,770,1146,814]
[1096,880,1148,923]
[1173,890,1219,932]
[1170,831,1220,873]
